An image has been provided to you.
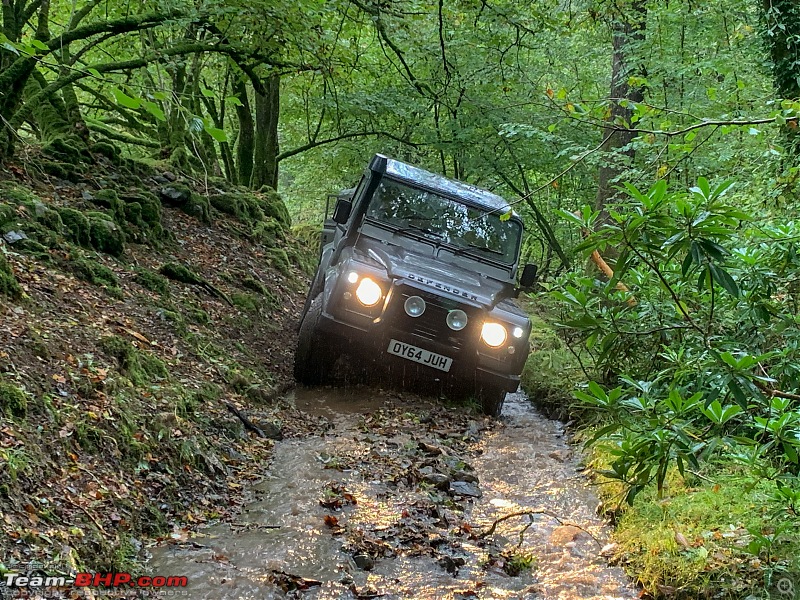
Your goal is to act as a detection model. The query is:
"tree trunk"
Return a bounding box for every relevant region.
[595,0,646,213]
[234,77,255,187]
[251,74,280,189]
[762,0,800,158]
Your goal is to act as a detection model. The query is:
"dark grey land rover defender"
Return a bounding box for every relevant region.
[294,155,537,416]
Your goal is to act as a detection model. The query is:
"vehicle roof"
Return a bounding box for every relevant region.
[378,155,514,215]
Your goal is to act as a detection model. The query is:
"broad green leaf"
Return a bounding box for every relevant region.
[112,88,142,109]
[204,125,228,142]
[144,101,166,122]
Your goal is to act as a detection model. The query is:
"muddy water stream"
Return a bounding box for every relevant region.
[149,389,635,599]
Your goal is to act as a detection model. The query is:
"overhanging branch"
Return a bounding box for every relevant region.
[276,130,423,162]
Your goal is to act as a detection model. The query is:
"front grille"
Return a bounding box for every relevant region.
[389,285,475,350]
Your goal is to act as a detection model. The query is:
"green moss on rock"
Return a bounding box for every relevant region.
[0,254,22,300]
[209,192,264,223]
[92,189,123,219]
[92,141,120,161]
[43,136,86,165]
[58,207,91,247]
[133,267,170,296]
[183,193,211,224]
[0,203,15,226]
[136,192,162,227]
[24,200,64,234]
[70,256,119,292]
[159,183,192,207]
[120,192,164,241]
[0,380,27,417]
[160,263,203,285]
[258,187,291,227]
[231,292,259,312]
[242,277,267,295]
[88,215,125,256]
[45,161,79,181]
[266,247,292,275]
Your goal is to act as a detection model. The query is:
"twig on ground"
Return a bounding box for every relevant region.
[225,402,266,438]
[480,509,603,546]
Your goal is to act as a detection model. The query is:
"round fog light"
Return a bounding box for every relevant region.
[446,309,468,331]
[404,296,426,317]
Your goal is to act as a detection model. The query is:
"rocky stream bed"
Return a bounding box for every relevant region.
[149,388,635,599]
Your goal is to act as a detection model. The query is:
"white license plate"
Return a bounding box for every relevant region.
[387,339,452,372]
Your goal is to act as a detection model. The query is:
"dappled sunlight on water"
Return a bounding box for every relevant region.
[149,390,635,599]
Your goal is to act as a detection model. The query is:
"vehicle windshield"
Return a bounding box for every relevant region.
[365,178,521,264]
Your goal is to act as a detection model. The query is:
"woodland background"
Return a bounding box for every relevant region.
[2,0,800,596]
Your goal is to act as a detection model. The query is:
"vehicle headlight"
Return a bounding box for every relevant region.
[512,326,525,339]
[481,322,507,347]
[355,277,383,306]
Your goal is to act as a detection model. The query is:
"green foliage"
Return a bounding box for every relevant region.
[552,179,800,505]
[519,311,584,418]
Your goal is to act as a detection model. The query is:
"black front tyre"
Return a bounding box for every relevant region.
[294,295,334,385]
[477,384,507,417]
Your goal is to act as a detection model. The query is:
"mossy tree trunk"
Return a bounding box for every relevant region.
[252,74,280,189]
[235,76,255,187]
[595,0,646,215]
[25,69,87,150]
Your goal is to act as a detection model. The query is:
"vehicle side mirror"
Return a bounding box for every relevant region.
[332,199,352,224]
[519,263,538,289]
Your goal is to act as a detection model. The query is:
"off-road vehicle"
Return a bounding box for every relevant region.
[294,154,537,416]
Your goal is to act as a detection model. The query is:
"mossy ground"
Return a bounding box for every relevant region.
[588,447,800,598]
[0,151,313,576]
[519,304,585,420]
[0,253,22,299]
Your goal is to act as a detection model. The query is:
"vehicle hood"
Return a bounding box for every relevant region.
[356,241,511,310]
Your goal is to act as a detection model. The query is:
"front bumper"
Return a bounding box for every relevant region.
[318,285,528,393]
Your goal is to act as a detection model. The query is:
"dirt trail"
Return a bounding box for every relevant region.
[149,389,635,599]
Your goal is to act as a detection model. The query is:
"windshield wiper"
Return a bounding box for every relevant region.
[451,244,504,257]
[395,224,443,238]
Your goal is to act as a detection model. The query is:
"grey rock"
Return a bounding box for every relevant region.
[449,481,482,498]
[3,231,28,244]
[159,184,191,207]
[353,554,374,571]
[451,470,478,484]
[422,473,451,490]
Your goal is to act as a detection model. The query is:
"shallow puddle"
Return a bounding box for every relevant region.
[149,389,635,599]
